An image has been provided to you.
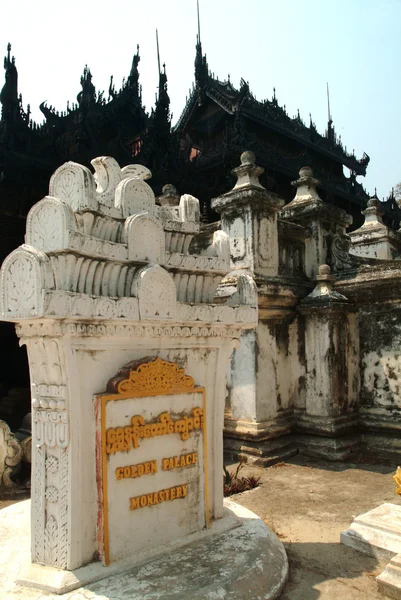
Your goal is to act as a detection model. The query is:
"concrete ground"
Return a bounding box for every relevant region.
[228,455,401,600]
[1,457,400,599]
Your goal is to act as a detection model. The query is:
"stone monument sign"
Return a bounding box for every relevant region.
[97,357,208,565]
[0,156,257,593]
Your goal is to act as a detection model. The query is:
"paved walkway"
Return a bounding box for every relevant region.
[230,455,401,599]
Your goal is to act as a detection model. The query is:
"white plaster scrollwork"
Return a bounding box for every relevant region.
[116,297,139,320]
[91,156,122,208]
[115,177,155,218]
[0,245,53,319]
[17,321,249,339]
[58,448,69,568]
[330,230,353,271]
[33,411,69,448]
[202,231,231,267]
[44,515,58,564]
[179,194,200,223]
[132,264,177,320]
[50,161,97,212]
[0,420,23,489]
[121,164,152,181]
[46,455,59,474]
[27,338,65,388]
[33,445,45,563]
[227,274,258,307]
[125,214,165,263]
[166,252,227,273]
[26,196,76,253]
[45,485,59,503]
[33,384,66,399]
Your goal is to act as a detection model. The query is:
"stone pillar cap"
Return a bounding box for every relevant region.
[300,264,348,307]
[231,151,265,190]
[291,166,321,193]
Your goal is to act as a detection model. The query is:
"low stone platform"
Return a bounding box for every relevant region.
[377,554,401,599]
[1,498,288,600]
[341,503,401,562]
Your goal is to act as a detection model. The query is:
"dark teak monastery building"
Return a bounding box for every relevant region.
[0,33,399,430]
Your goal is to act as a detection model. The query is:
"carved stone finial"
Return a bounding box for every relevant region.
[240,151,255,166]
[158,183,180,207]
[299,166,313,179]
[301,263,348,306]
[318,264,331,277]
[288,166,322,205]
[361,194,384,226]
[232,151,264,190]
[367,196,380,208]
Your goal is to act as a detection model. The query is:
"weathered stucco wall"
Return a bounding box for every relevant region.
[360,306,401,409]
[359,305,401,456]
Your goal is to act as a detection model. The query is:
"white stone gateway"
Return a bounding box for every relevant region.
[0,156,264,595]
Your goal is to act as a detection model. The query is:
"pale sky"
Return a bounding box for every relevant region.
[1,0,400,198]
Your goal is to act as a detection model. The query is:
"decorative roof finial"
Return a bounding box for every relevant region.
[1,42,19,123]
[197,0,201,44]
[156,29,161,76]
[327,82,332,122]
[194,2,208,87]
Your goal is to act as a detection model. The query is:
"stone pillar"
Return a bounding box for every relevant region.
[296,265,360,460]
[212,153,300,465]
[280,167,353,278]
[213,151,283,277]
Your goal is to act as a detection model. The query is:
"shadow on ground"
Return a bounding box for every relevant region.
[281,541,382,599]
[227,455,400,599]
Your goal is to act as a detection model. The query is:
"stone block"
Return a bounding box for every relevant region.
[341,503,401,562]
[377,553,401,599]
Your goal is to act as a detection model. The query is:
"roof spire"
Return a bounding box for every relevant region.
[127,44,140,94]
[194,0,208,87]
[327,82,332,122]
[156,29,161,77]
[1,42,19,123]
[326,82,335,144]
[197,0,201,43]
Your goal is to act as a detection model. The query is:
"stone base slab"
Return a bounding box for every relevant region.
[294,411,359,437]
[296,432,360,461]
[2,499,288,599]
[341,503,401,563]
[224,411,293,442]
[361,432,401,462]
[377,553,401,599]
[224,434,297,467]
[224,412,297,466]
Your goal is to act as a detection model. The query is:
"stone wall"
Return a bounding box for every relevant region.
[214,152,401,464]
